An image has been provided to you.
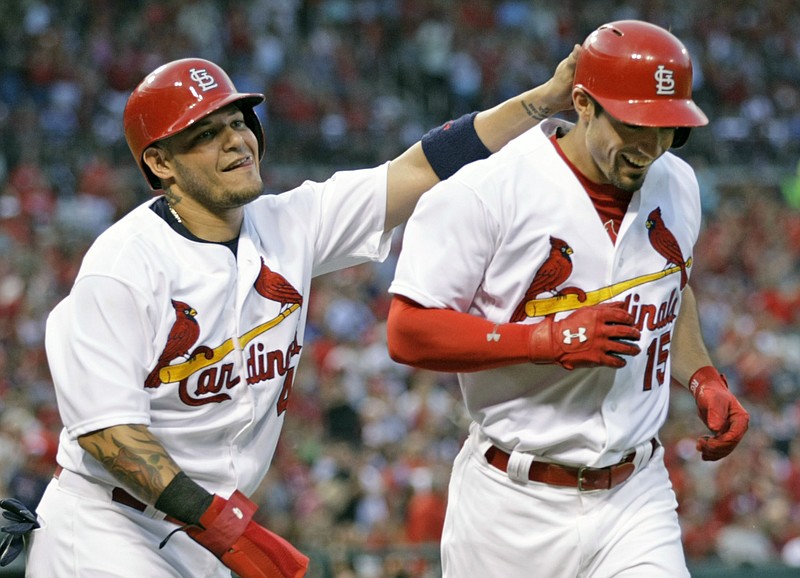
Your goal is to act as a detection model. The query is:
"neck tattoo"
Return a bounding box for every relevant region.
[167,203,183,224]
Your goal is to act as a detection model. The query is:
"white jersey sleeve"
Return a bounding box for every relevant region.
[249,163,393,278]
[389,179,500,315]
[46,276,154,438]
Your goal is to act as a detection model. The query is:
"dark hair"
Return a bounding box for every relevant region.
[583,92,605,118]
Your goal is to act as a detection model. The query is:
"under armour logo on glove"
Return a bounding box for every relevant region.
[562,327,587,345]
[0,498,39,566]
[528,302,641,370]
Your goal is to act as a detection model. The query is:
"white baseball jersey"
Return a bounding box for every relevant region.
[390,119,701,468]
[45,164,391,497]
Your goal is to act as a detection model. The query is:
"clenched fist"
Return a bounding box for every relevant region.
[528,302,641,370]
[689,366,750,461]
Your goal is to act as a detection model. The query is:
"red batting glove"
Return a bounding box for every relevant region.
[186,490,309,578]
[689,366,750,461]
[528,302,641,370]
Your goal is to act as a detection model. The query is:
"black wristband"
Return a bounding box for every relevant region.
[154,472,214,525]
[421,111,491,181]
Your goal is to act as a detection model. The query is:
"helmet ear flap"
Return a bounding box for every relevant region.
[671,127,691,149]
[239,104,265,163]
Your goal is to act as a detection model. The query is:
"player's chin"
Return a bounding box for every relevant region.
[224,183,265,207]
[611,166,648,193]
[617,176,646,194]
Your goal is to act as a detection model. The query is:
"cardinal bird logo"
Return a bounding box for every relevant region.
[510,236,585,322]
[254,257,303,311]
[645,207,688,289]
[145,299,201,388]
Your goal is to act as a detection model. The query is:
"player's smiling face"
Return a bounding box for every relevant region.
[583,100,675,193]
[159,104,264,210]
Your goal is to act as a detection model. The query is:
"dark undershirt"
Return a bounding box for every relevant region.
[150,196,240,256]
[549,134,633,244]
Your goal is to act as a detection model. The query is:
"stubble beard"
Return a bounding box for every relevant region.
[177,163,264,212]
[608,159,647,194]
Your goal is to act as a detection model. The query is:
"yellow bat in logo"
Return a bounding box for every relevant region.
[159,303,300,384]
[524,258,691,318]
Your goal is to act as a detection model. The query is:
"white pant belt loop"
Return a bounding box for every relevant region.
[506,451,535,484]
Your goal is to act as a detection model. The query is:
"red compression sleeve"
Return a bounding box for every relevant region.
[386,296,532,372]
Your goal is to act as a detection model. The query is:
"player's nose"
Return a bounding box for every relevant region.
[221,125,250,151]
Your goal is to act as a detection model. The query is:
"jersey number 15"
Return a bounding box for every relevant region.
[643,329,671,391]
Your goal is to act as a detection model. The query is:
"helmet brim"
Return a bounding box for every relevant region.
[156,92,265,147]
[594,96,709,128]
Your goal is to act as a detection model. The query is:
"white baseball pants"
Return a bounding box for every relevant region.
[441,426,689,578]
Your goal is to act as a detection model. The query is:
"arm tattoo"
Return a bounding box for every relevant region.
[81,425,180,504]
[521,100,552,121]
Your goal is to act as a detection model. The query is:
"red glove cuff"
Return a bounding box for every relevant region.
[688,365,726,398]
[197,490,256,557]
[187,490,309,578]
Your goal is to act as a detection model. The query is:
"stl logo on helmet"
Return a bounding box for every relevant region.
[654,65,676,95]
[189,67,219,92]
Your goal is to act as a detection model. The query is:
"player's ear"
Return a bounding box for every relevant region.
[572,88,595,123]
[142,145,175,183]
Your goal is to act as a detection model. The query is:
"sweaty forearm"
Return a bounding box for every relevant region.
[384,46,580,231]
[78,425,308,572]
[78,424,183,505]
[669,285,714,386]
[78,424,213,525]
[474,44,580,152]
[475,86,562,153]
[386,296,532,372]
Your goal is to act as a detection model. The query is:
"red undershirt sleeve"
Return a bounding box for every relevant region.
[386,295,533,372]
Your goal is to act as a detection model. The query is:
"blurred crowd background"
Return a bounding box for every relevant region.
[1,1,800,576]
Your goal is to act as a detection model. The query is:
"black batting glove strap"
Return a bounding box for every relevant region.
[421,111,491,181]
[0,498,39,567]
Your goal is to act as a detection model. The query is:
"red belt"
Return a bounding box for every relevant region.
[54,465,170,517]
[484,438,658,491]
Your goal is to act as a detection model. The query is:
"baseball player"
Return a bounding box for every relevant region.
[18,49,580,577]
[386,20,750,578]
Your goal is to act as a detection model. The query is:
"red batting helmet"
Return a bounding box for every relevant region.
[574,20,708,148]
[123,58,265,189]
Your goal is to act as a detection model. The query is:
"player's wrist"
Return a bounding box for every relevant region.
[154,471,214,525]
[688,365,725,398]
[523,84,568,118]
[526,318,560,366]
[421,112,492,181]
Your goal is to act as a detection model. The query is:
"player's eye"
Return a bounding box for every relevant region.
[619,121,644,131]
